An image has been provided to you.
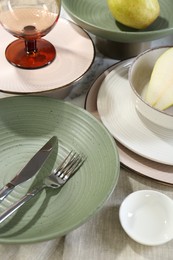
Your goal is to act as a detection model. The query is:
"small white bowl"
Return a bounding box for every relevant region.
[119,190,173,246]
[129,46,173,130]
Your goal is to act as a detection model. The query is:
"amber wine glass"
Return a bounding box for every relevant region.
[0,0,61,69]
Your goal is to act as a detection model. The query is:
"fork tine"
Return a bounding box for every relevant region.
[62,153,80,171]
[58,153,80,178]
[53,151,74,175]
[53,151,86,180]
[63,154,86,179]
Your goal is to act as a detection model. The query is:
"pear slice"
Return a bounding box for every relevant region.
[146,48,173,110]
[154,86,173,110]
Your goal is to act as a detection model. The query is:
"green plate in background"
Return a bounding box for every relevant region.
[0,96,119,244]
[62,0,173,42]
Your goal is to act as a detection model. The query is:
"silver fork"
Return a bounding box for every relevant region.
[0,151,85,224]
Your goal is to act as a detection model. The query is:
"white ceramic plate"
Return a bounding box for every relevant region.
[0,18,95,94]
[97,60,173,165]
[119,190,173,246]
[84,61,173,185]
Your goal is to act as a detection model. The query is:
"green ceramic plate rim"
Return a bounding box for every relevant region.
[0,96,120,244]
[62,0,173,42]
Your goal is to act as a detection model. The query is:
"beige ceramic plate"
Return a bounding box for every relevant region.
[84,61,173,185]
[0,18,95,94]
[0,96,119,244]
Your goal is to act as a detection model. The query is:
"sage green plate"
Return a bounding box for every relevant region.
[63,0,173,42]
[0,96,119,244]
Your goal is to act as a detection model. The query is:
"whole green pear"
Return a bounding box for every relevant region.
[107,0,160,29]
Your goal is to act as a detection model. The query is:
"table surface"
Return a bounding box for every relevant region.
[0,8,173,260]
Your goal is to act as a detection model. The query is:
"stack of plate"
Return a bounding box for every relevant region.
[85,59,173,185]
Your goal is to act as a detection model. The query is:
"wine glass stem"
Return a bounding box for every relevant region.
[25,39,37,55]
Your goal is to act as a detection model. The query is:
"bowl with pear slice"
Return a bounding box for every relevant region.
[129,46,173,130]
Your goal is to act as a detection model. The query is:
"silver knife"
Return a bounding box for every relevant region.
[0,136,57,203]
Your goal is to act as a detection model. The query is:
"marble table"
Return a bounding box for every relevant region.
[0,8,173,260]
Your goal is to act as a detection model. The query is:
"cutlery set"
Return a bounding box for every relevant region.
[0,136,85,224]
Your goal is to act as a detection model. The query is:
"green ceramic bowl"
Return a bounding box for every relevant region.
[62,0,173,43]
[0,96,119,244]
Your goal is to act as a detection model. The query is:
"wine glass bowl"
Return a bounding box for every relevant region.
[0,0,61,69]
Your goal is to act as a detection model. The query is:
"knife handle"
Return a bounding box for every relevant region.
[0,187,44,224]
[0,184,14,202]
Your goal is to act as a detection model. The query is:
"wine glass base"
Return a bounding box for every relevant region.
[5,39,56,69]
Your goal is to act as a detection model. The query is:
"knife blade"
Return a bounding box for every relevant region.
[0,136,57,202]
